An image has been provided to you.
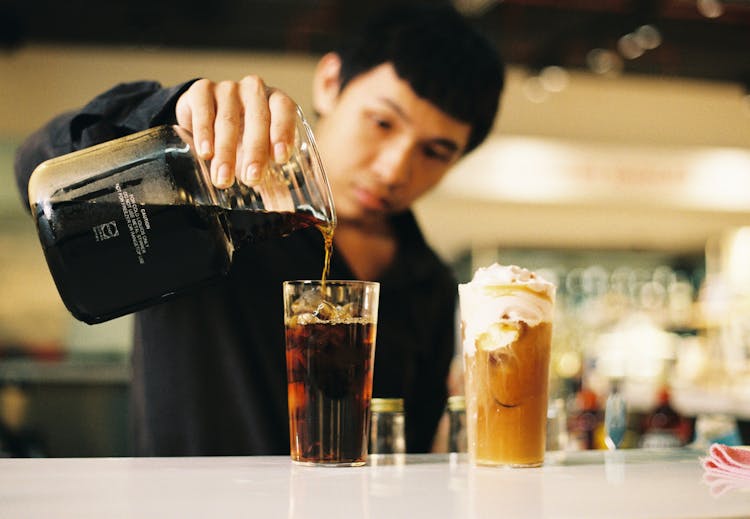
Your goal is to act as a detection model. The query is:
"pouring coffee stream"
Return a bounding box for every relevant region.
[319,223,334,288]
[28,109,336,324]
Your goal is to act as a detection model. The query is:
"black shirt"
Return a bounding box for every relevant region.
[14,81,457,455]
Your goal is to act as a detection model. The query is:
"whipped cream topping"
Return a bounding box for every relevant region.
[459,263,555,355]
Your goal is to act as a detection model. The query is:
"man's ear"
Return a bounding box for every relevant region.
[312,52,342,116]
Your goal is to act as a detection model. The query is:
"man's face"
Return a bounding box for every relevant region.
[313,62,471,224]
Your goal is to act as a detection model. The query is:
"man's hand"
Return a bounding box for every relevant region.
[175,76,298,188]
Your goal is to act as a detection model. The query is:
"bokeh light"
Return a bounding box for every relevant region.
[522,75,549,103]
[618,33,644,59]
[539,66,570,92]
[634,25,662,50]
[586,48,624,77]
[697,0,724,18]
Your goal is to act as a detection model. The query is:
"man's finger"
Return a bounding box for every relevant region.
[268,89,297,165]
[238,75,272,186]
[177,79,216,160]
[212,80,243,188]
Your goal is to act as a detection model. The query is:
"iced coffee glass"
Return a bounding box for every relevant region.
[283,280,380,466]
[459,264,555,467]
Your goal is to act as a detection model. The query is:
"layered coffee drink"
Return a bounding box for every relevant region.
[459,264,555,467]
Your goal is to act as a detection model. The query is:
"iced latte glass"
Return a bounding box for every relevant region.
[283,280,380,466]
[459,264,555,467]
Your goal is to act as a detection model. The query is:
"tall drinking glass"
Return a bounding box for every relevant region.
[283,280,380,466]
[459,264,555,467]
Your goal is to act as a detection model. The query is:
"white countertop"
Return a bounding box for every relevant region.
[1,449,747,518]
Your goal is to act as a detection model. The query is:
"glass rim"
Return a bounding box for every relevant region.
[283,280,380,289]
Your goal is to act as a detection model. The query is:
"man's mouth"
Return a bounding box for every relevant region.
[353,186,390,212]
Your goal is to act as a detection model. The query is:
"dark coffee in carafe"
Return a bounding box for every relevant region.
[29,119,335,324]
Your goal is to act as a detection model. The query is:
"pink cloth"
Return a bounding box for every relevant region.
[701,443,750,497]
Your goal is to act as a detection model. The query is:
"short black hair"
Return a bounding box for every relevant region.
[336,3,505,154]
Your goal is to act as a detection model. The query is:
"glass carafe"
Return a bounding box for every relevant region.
[28,109,336,324]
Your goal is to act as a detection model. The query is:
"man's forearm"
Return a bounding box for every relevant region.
[13,80,195,210]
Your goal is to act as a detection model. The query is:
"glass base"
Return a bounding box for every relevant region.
[291,459,366,467]
[473,459,543,468]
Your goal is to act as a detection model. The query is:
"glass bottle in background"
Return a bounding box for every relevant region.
[639,386,691,448]
[369,398,405,455]
[567,385,602,450]
[603,379,627,450]
[447,395,467,453]
[691,413,742,448]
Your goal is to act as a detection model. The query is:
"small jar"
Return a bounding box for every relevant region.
[447,395,467,453]
[369,398,405,455]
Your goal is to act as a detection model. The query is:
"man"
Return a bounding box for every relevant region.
[15,4,504,455]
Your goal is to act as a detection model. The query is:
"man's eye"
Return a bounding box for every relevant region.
[423,146,451,162]
[370,115,392,131]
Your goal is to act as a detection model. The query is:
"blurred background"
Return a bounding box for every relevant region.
[1,0,749,456]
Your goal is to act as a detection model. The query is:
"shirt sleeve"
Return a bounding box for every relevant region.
[14,79,197,210]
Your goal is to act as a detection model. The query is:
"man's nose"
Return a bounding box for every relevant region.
[374,143,412,188]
